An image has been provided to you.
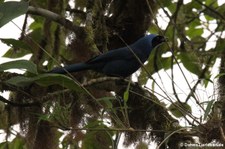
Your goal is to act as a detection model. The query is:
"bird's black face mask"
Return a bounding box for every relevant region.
[152,35,166,48]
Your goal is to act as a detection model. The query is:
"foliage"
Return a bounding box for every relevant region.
[168,102,192,118]
[0,1,28,27]
[0,0,225,149]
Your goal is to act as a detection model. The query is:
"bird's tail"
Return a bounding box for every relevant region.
[49,63,91,74]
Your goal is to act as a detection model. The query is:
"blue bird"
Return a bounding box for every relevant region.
[50,34,165,77]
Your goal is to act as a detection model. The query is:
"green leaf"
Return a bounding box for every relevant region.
[214,38,225,52]
[167,2,177,13]
[203,74,213,88]
[9,137,25,149]
[168,102,192,118]
[1,38,32,58]
[205,0,218,7]
[3,47,31,58]
[0,137,25,149]
[97,97,115,109]
[184,12,203,37]
[0,60,38,74]
[35,74,81,91]
[123,90,129,103]
[215,3,225,17]
[159,0,171,7]
[179,52,201,76]
[148,23,159,34]
[203,100,215,120]
[5,74,82,91]
[186,27,203,38]
[205,16,214,21]
[0,38,31,50]
[185,1,201,10]
[203,3,224,20]
[29,21,43,30]
[123,81,131,103]
[0,1,28,27]
[214,73,225,79]
[4,76,34,87]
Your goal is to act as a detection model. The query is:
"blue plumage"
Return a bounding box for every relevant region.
[50,34,165,77]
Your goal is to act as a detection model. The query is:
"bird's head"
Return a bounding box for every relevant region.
[132,34,166,56]
[143,34,166,49]
[151,35,166,48]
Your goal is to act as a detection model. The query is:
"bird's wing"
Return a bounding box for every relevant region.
[86,47,134,64]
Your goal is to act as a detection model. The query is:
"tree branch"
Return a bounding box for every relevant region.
[0,95,39,107]
[195,0,225,21]
[0,76,125,107]
[27,6,83,33]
